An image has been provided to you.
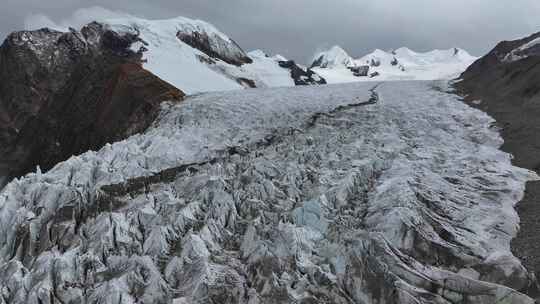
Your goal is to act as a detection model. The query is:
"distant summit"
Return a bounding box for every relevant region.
[311,45,355,68]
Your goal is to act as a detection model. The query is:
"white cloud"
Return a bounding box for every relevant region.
[24,13,65,31]
[24,6,135,32]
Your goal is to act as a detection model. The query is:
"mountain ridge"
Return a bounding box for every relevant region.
[311,45,477,83]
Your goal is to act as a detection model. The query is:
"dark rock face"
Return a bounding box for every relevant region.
[278,60,327,85]
[310,55,325,68]
[0,22,184,185]
[177,30,252,66]
[456,31,540,298]
[456,31,540,169]
[349,65,370,77]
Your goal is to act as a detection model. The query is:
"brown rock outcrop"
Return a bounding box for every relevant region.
[0,22,184,185]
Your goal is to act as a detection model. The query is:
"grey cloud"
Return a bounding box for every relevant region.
[2,0,540,63]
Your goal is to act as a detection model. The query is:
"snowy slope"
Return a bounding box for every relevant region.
[106,17,246,94]
[0,81,535,303]
[107,17,321,92]
[243,50,295,87]
[313,46,478,83]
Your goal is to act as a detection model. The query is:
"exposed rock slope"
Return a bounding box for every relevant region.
[103,16,252,93]
[457,31,540,297]
[0,23,184,186]
[0,82,535,303]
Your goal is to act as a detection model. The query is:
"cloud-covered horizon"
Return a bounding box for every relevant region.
[3,1,540,63]
[23,7,134,32]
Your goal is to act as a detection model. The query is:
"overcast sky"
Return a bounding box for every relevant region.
[2,0,540,63]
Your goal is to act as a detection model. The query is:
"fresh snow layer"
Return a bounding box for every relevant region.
[106,16,246,94]
[313,47,478,83]
[0,81,536,303]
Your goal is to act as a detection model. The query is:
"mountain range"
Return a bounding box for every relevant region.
[311,45,477,82]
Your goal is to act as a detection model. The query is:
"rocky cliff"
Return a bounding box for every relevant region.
[0,22,184,185]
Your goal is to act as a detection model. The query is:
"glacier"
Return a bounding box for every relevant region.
[0,81,536,303]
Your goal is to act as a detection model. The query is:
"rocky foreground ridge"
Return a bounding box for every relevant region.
[0,22,184,186]
[457,31,540,298]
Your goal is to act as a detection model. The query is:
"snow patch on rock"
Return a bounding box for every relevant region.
[504,37,540,62]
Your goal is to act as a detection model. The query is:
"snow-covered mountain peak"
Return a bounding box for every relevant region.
[311,45,355,68]
[89,16,256,93]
